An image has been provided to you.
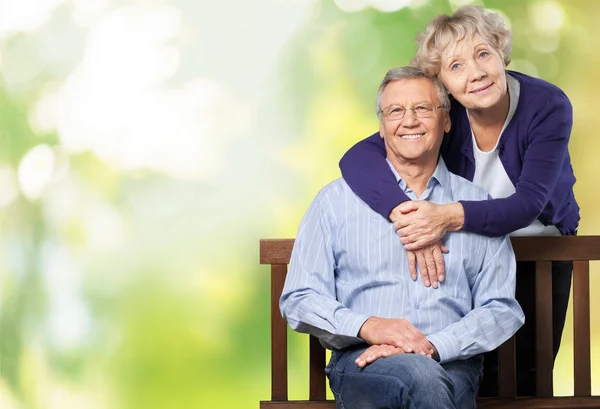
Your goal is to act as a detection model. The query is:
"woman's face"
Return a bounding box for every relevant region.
[438,34,508,112]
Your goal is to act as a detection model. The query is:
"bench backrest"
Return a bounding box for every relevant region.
[260,236,600,404]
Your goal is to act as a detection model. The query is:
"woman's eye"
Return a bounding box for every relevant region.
[479,51,489,58]
[450,63,460,70]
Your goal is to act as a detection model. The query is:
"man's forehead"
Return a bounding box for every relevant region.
[381,78,438,104]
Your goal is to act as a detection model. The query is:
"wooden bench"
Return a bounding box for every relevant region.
[259,236,600,408]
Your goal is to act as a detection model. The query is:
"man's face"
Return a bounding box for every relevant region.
[379,77,450,165]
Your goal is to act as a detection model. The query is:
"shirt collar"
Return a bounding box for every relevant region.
[386,157,452,195]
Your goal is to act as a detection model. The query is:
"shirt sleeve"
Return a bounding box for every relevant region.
[279,187,370,350]
[426,235,525,363]
[459,92,573,236]
[339,132,410,221]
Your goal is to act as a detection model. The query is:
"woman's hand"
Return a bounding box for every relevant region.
[389,201,464,250]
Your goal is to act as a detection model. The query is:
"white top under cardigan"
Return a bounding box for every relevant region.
[470,74,560,236]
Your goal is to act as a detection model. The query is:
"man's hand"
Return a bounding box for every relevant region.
[389,202,464,251]
[407,241,448,288]
[355,344,404,368]
[358,317,434,356]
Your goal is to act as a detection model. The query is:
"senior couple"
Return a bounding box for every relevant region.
[280,6,578,409]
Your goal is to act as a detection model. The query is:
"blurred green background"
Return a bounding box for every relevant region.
[0,0,598,408]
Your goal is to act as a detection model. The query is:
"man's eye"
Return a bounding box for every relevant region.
[391,107,403,113]
[415,105,429,111]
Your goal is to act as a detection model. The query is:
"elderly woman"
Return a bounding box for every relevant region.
[339,6,578,396]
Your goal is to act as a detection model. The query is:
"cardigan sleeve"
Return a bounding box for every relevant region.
[339,132,410,221]
[459,92,573,237]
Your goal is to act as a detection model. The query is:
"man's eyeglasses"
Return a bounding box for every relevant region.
[381,104,444,120]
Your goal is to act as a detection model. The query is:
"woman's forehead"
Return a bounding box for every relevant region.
[440,34,489,60]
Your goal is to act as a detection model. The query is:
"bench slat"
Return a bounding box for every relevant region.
[260,396,600,409]
[272,264,289,401]
[511,236,600,261]
[309,336,326,400]
[261,239,294,264]
[573,260,591,396]
[535,261,554,397]
[497,336,516,397]
[477,396,600,408]
[260,401,335,409]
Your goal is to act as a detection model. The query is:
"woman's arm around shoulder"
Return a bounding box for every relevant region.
[339,131,409,221]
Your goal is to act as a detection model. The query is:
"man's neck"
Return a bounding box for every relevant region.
[388,157,437,198]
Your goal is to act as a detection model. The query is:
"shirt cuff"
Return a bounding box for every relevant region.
[338,311,371,339]
[427,331,460,364]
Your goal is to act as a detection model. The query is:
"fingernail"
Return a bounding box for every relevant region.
[411,275,417,280]
[432,282,438,289]
[438,275,444,282]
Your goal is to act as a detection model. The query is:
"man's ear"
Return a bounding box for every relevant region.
[379,121,385,138]
[444,112,451,133]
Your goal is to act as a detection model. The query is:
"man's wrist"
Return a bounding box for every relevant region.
[358,316,375,340]
[445,203,465,232]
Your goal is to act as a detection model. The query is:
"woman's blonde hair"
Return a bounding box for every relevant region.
[411,6,512,77]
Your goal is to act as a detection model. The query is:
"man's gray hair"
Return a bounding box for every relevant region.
[375,66,450,120]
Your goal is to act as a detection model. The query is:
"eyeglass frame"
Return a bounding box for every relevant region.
[379,104,445,121]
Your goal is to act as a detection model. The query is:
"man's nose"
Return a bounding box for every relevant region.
[401,109,420,126]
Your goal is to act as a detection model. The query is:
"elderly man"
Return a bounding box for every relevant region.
[279,66,524,409]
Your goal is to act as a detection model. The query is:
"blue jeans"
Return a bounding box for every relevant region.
[326,346,483,409]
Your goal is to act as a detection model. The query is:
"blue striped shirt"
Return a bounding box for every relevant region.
[280,159,524,363]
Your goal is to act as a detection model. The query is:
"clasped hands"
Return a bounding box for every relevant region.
[356,316,438,368]
[389,201,464,288]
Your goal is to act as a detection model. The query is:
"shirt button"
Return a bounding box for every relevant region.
[415,304,420,309]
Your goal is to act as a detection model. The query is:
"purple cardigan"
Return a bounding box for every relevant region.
[339,71,579,237]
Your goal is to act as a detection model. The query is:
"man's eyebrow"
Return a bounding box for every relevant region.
[386,100,432,106]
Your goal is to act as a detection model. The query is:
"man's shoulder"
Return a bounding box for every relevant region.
[310,178,354,206]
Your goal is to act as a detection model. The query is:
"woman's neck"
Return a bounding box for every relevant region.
[468,88,511,152]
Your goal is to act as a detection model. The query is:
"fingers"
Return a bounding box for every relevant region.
[402,322,435,357]
[413,247,439,288]
[393,219,410,231]
[409,242,447,287]
[432,244,445,283]
[398,201,420,214]
[355,345,404,368]
[407,250,417,280]
[423,248,438,289]
[403,236,437,251]
[415,250,430,287]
